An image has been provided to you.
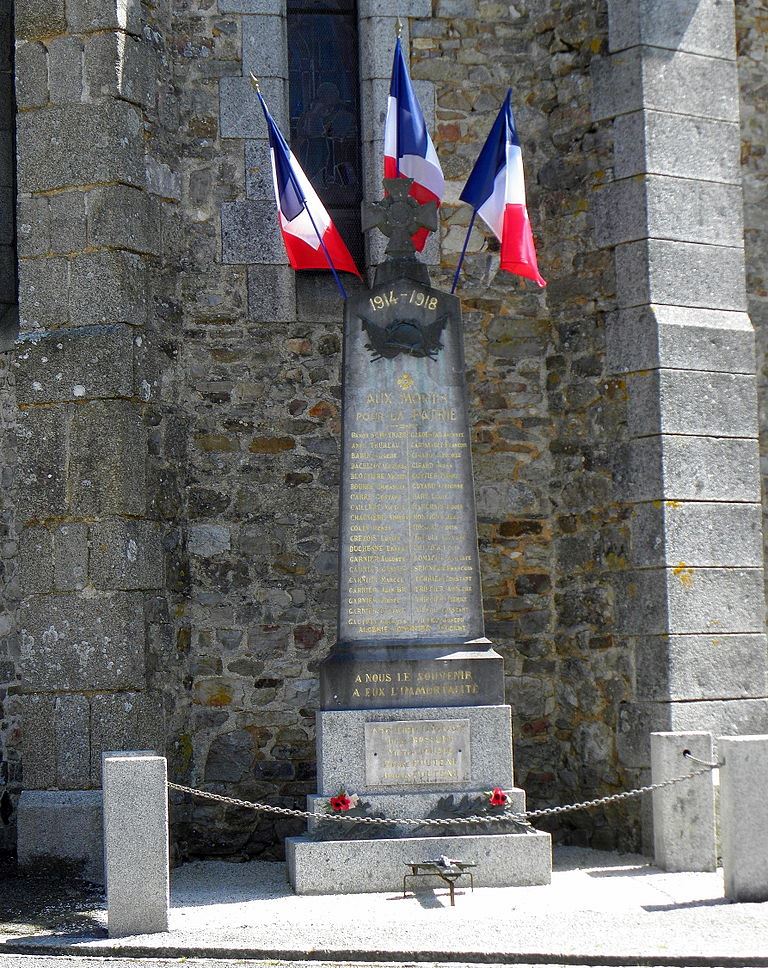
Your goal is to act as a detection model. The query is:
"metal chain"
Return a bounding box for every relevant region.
[168,758,717,827]
[683,750,721,769]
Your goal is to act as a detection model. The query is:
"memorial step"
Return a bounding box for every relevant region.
[286,830,552,895]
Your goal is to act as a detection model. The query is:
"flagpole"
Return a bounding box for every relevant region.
[250,74,348,302]
[451,209,477,294]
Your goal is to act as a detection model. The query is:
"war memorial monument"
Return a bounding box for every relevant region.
[286,181,551,893]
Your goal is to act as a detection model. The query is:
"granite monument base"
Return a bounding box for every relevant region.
[316,704,515,794]
[286,830,552,895]
[289,702,553,894]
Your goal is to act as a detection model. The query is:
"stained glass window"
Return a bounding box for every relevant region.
[287,0,364,268]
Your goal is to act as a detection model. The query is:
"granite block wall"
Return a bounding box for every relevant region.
[1,0,767,866]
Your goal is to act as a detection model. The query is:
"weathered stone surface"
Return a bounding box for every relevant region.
[47,35,84,104]
[244,138,272,201]
[49,191,88,255]
[317,705,514,796]
[626,435,761,503]
[650,730,717,872]
[69,251,148,326]
[606,306,756,376]
[614,567,765,636]
[90,519,164,590]
[360,17,409,81]
[630,501,763,568]
[15,405,68,522]
[53,523,89,591]
[18,257,69,330]
[15,0,65,39]
[634,634,768,701]
[359,0,430,14]
[247,265,296,320]
[592,47,739,123]
[87,186,160,255]
[84,32,157,110]
[17,791,103,882]
[221,200,284,265]
[14,41,48,108]
[103,753,169,936]
[67,0,142,34]
[17,102,144,193]
[18,591,145,691]
[90,694,164,784]
[69,401,147,516]
[10,694,55,788]
[595,176,744,248]
[220,76,287,138]
[287,831,552,894]
[242,16,288,78]
[614,112,741,184]
[18,524,53,593]
[217,0,282,11]
[55,693,91,788]
[615,240,747,312]
[608,0,736,59]
[626,369,759,438]
[15,325,135,403]
[17,197,49,258]
[188,523,230,557]
[618,699,768,768]
[719,735,768,902]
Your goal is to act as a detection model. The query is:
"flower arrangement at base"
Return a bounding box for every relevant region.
[313,789,393,842]
[489,787,509,807]
[327,788,360,813]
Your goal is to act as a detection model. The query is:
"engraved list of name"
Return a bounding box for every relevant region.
[339,299,484,646]
[364,719,471,787]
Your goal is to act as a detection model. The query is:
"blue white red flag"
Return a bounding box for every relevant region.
[459,90,546,287]
[258,90,360,278]
[384,38,444,251]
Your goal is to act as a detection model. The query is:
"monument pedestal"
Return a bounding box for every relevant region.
[287,704,552,895]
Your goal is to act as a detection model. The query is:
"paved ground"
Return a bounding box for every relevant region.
[2,847,768,965]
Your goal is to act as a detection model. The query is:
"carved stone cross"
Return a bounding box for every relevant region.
[362,177,438,258]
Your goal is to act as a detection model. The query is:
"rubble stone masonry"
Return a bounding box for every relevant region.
[1,0,767,866]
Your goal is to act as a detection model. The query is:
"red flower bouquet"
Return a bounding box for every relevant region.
[489,787,508,807]
[328,789,359,812]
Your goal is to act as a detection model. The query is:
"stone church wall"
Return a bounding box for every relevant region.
[2,0,767,866]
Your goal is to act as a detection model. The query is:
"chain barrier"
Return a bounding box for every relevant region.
[168,752,719,828]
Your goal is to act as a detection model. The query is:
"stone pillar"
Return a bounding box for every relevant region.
[10,0,166,873]
[650,731,716,872]
[719,734,768,902]
[594,1,768,790]
[103,752,169,936]
[218,0,296,325]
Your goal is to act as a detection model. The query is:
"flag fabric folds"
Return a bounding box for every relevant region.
[384,38,445,251]
[459,90,546,287]
[259,91,360,279]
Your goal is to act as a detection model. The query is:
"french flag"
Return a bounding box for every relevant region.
[258,90,360,279]
[460,90,546,287]
[384,38,444,251]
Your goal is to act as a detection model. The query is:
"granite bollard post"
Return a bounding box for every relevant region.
[650,731,717,872]
[102,752,170,937]
[719,735,768,902]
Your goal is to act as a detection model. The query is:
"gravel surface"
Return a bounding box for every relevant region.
[2,847,768,965]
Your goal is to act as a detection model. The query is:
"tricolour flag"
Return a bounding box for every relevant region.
[384,37,445,251]
[258,89,360,279]
[459,90,546,287]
